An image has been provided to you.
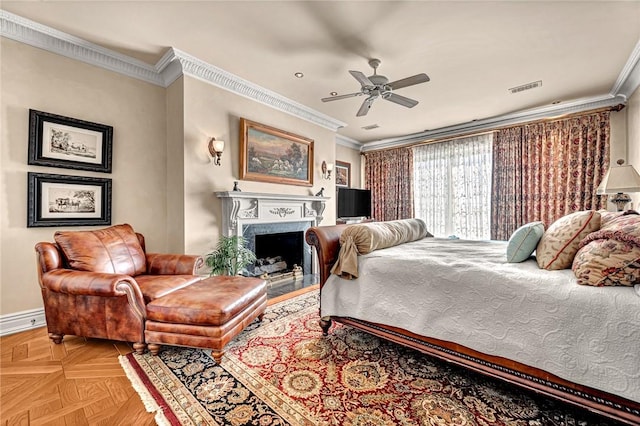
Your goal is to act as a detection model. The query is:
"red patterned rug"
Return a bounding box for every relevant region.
[120,291,620,425]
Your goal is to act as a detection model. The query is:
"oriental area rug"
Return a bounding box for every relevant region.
[120,291,620,426]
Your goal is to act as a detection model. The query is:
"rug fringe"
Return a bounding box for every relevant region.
[119,354,163,414]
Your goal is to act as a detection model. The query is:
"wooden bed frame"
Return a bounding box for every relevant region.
[305,224,640,425]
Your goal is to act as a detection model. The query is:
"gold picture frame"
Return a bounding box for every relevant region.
[240,118,314,186]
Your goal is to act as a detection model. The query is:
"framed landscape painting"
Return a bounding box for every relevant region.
[28,109,113,173]
[27,172,112,227]
[239,118,314,186]
[335,161,351,187]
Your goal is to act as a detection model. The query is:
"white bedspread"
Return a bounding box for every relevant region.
[321,238,640,403]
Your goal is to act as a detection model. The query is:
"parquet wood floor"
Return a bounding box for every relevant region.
[1,327,155,425]
[0,284,319,425]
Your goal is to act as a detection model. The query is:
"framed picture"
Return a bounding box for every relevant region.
[239,118,314,186]
[335,161,351,187]
[27,172,112,227]
[28,109,113,173]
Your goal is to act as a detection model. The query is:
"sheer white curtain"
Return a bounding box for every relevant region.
[413,133,493,239]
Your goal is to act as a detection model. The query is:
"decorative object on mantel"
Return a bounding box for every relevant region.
[239,118,314,186]
[233,181,242,192]
[205,235,256,276]
[321,160,333,179]
[596,159,640,211]
[28,109,113,173]
[315,187,325,197]
[208,137,225,166]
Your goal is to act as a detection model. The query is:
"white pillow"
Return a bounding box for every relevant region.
[506,221,545,263]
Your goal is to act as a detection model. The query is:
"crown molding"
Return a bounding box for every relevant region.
[610,38,640,100]
[0,11,346,132]
[157,49,346,132]
[335,134,363,150]
[0,10,164,86]
[361,94,626,152]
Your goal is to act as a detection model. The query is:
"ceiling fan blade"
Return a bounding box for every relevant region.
[321,92,363,102]
[388,73,430,90]
[384,93,419,108]
[356,97,375,117]
[349,70,374,87]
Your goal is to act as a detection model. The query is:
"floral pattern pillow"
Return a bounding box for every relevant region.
[573,239,640,286]
[572,211,640,286]
[536,210,601,270]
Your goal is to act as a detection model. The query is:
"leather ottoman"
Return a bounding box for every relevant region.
[144,275,267,363]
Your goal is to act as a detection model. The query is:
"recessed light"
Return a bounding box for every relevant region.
[294,72,304,78]
[330,91,338,96]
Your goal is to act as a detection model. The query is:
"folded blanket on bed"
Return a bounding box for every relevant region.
[331,218,431,279]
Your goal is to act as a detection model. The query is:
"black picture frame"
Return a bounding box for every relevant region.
[28,109,113,173]
[27,172,112,227]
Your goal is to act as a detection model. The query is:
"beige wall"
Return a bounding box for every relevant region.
[336,144,362,189]
[181,76,338,256]
[1,39,168,315]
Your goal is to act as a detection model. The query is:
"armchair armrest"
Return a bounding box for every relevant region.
[145,253,204,275]
[41,269,143,299]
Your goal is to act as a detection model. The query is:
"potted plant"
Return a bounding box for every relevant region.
[205,235,256,276]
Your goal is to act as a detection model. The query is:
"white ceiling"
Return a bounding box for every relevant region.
[2,1,640,146]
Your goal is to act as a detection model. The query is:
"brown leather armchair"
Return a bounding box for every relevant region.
[35,224,203,354]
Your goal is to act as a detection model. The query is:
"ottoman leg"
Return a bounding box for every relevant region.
[148,343,161,356]
[211,350,224,364]
[258,313,264,321]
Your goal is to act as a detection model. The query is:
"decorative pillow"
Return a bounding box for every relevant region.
[54,223,147,276]
[331,218,431,279]
[573,239,640,287]
[572,211,640,286]
[506,221,544,263]
[536,210,601,270]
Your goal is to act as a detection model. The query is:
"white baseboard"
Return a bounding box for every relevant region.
[0,308,46,337]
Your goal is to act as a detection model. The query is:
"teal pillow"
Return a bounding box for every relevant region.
[507,221,545,263]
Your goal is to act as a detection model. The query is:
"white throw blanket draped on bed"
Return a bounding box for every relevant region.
[321,237,640,403]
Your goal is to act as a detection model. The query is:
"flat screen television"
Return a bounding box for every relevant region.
[337,187,372,219]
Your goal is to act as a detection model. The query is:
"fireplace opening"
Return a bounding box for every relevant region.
[245,231,304,279]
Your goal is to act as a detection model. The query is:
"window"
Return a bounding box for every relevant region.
[413,133,493,239]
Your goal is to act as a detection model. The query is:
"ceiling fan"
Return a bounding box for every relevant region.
[321,58,430,117]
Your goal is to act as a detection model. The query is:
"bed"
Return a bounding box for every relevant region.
[305,221,640,425]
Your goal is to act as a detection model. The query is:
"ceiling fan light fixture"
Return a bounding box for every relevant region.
[321,58,430,117]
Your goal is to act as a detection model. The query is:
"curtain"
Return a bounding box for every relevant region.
[363,147,414,221]
[491,111,610,239]
[413,133,493,239]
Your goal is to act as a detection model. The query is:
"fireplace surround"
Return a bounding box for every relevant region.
[215,191,329,278]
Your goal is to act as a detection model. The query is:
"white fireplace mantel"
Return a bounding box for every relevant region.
[215,191,330,236]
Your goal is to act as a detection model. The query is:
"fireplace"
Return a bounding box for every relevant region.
[215,191,329,281]
[243,224,309,279]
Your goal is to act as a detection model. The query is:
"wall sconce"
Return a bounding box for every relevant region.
[596,159,640,211]
[321,161,333,179]
[208,137,225,166]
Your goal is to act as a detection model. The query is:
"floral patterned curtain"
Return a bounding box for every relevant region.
[491,111,610,240]
[363,147,414,221]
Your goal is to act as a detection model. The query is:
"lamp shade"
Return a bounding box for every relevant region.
[596,163,640,194]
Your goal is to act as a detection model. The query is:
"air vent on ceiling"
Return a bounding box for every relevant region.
[509,80,542,94]
[361,124,380,130]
